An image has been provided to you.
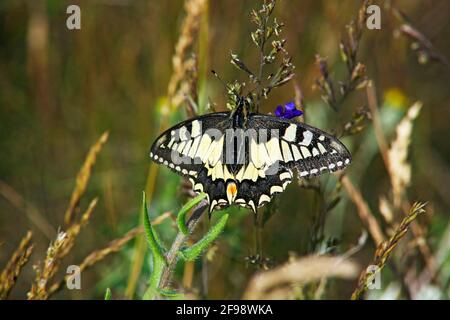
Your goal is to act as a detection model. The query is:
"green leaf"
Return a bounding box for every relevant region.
[142,191,166,264]
[104,288,112,300]
[142,191,167,300]
[177,193,207,235]
[179,213,229,261]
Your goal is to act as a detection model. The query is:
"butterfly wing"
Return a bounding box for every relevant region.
[247,114,352,178]
[150,112,232,174]
[150,112,234,208]
[227,114,352,212]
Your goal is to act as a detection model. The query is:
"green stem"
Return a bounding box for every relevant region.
[158,200,209,292]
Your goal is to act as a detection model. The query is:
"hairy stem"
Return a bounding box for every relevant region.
[158,200,208,292]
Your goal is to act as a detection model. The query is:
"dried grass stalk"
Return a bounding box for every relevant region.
[388,102,422,208]
[366,82,390,166]
[351,202,427,300]
[166,0,207,112]
[64,132,109,226]
[243,255,359,300]
[28,198,97,300]
[341,175,385,245]
[48,226,143,296]
[0,231,34,300]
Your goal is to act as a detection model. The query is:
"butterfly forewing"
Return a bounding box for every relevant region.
[247,115,352,178]
[150,112,230,177]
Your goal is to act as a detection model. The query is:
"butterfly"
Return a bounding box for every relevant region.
[150,100,351,214]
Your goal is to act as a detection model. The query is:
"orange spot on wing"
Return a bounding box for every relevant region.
[227,182,237,196]
[226,182,238,204]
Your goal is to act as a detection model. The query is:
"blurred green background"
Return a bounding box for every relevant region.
[1,0,450,299]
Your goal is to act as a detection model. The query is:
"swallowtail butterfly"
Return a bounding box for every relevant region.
[150,101,351,214]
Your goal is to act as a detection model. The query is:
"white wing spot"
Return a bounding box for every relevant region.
[280,172,291,181]
[300,130,313,146]
[283,124,297,142]
[281,141,293,162]
[195,135,212,160]
[312,148,320,157]
[167,137,175,148]
[300,146,311,158]
[266,138,283,163]
[318,143,327,154]
[179,126,189,141]
[210,200,218,212]
[291,145,302,160]
[243,163,259,182]
[248,200,256,212]
[270,185,283,195]
[258,194,271,206]
[191,120,201,137]
[188,170,197,177]
[182,140,192,155]
[188,136,201,158]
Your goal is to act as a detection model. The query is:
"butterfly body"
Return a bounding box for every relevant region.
[150,107,351,214]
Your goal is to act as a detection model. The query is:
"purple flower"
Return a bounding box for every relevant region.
[274,101,303,119]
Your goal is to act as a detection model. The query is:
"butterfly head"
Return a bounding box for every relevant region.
[231,95,253,128]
